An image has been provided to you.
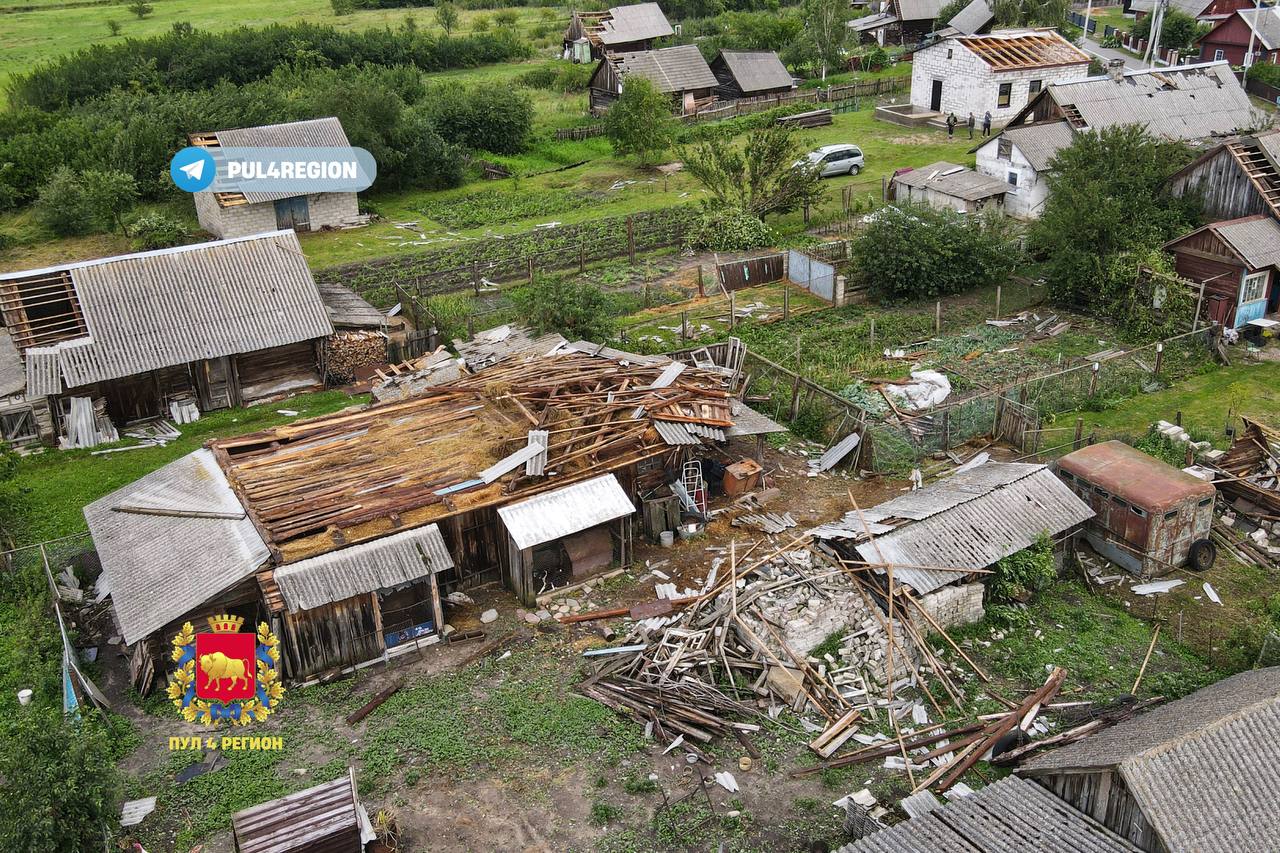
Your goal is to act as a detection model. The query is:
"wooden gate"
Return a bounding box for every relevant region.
[274,196,311,232]
[993,393,1040,454]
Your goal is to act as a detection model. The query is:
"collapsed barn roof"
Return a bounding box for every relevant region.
[8,230,333,398]
[811,462,1093,594]
[836,775,1140,852]
[1021,666,1280,853]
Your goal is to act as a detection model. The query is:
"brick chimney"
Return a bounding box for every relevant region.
[1108,58,1126,83]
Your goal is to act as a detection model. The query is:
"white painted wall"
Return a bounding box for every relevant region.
[909,39,1088,124]
[974,136,1051,219]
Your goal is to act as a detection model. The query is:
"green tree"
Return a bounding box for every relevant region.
[512,276,617,341]
[603,77,679,166]
[81,169,138,234]
[682,124,824,219]
[797,0,849,80]
[1132,9,1208,51]
[992,0,1069,27]
[127,0,153,19]
[106,19,122,36]
[494,8,519,30]
[850,204,1017,302]
[35,168,93,236]
[1029,125,1200,307]
[435,0,460,35]
[0,708,121,851]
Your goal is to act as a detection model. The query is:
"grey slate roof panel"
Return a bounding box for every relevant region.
[85,449,270,644]
[948,0,994,35]
[892,161,1013,201]
[498,473,635,550]
[598,2,674,44]
[453,325,567,371]
[999,120,1077,171]
[613,45,719,93]
[716,50,794,94]
[846,463,1093,593]
[316,281,386,329]
[1130,0,1214,16]
[1237,7,1280,50]
[0,330,26,397]
[836,776,1139,852]
[894,0,946,22]
[1212,215,1280,269]
[851,11,899,31]
[14,231,334,395]
[273,523,454,613]
[1045,61,1259,142]
[210,117,352,205]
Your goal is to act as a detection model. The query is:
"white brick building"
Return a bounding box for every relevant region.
[910,29,1090,126]
[974,120,1075,219]
[189,117,363,239]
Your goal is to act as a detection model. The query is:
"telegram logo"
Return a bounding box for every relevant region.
[170,147,217,193]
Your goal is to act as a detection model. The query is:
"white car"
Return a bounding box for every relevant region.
[802,144,865,178]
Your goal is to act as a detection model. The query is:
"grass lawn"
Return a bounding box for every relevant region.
[1068,359,1280,447]
[1087,6,1135,36]
[0,389,365,546]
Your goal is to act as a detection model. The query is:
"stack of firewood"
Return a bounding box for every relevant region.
[325,331,388,383]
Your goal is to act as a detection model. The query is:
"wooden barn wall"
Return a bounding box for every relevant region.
[1170,148,1268,222]
[280,594,383,680]
[235,341,321,403]
[1035,771,1166,853]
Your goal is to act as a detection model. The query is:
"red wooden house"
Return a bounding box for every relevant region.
[1197,7,1280,66]
[1165,215,1280,328]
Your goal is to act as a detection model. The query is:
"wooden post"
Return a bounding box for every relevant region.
[935,300,941,334]
[941,410,950,451]
[869,317,876,348]
[527,256,534,285]
[1192,280,1206,332]
[627,215,636,264]
[696,264,705,297]
[783,287,790,320]
[1176,410,1182,427]
[1154,341,1164,376]
[1088,362,1100,397]
[803,203,811,225]
[881,175,888,202]
[579,244,586,273]
[1073,417,1084,450]
[680,310,688,342]
[789,373,802,419]
[729,290,736,329]
[471,261,481,296]
[994,285,1002,320]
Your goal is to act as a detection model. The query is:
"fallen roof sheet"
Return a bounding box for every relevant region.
[498,473,635,550]
[453,325,567,370]
[850,11,898,31]
[724,403,787,437]
[836,775,1140,852]
[272,524,453,613]
[892,161,1013,201]
[13,231,333,395]
[894,0,945,22]
[85,449,270,644]
[947,0,994,35]
[0,330,25,397]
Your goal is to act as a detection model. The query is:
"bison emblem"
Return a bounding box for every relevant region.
[199,651,251,692]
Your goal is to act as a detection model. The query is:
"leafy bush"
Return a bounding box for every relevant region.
[130,211,189,249]
[687,206,775,251]
[990,533,1056,604]
[511,276,619,341]
[1132,424,1196,468]
[850,205,1017,302]
[683,124,823,219]
[35,167,94,235]
[421,84,534,155]
[517,62,594,92]
[1248,62,1280,89]
[604,77,680,166]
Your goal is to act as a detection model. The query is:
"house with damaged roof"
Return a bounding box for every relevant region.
[87,342,785,692]
[563,2,674,63]
[189,117,365,239]
[0,230,384,449]
[589,44,720,115]
[975,59,1266,219]
[889,160,1013,214]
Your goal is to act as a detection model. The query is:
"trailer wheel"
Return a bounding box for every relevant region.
[1188,539,1217,572]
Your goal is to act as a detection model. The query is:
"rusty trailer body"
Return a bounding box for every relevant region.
[233,768,370,853]
[1054,441,1216,578]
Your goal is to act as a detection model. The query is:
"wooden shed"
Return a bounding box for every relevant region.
[564,3,674,62]
[890,161,1012,214]
[1164,215,1280,328]
[589,45,719,115]
[233,769,372,853]
[709,50,794,100]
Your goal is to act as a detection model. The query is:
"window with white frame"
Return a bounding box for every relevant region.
[1242,270,1268,303]
[1214,49,1225,61]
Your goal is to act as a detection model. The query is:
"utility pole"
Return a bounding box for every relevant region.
[1144,0,1168,66]
[1244,0,1263,81]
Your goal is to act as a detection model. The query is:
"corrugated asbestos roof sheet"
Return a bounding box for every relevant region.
[598,2,673,43]
[840,463,1092,594]
[850,12,898,31]
[453,325,567,371]
[1211,214,1280,269]
[233,772,360,853]
[613,45,719,93]
[1045,61,1258,142]
[499,473,635,550]
[837,776,1139,852]
[210,117,352,205]
[13,231,333,395]
[892,161,1012,201]
[948,0,994,35]
[725,403,787,437]
[893,0,945,22]
[1022,667,1280,853]
[273,524,453,613]
[85,449,270,644]
[1130,0,1213,16]
[998,120,1077,171]
[1237,7,1280,50]
[0,330,25,397]
[716,51,794,94]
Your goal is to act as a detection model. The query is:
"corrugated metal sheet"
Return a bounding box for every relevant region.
[649,361,685,388]
[499,474,635,550]
[716,51,794,94]
[725,403,787,437]
[998,120,1076,171]
[211,117,352,205]
[273,524,454,613]
[1046,62,1258,142]
[23,347,62,398]
[1212,215,1280,269]
[1024,667,1280,853]
[893,0,945,22]
[613,45,719,93]
[814,432,861,472]
[893,161,1012,201]
[654,420,700,446]
[598,2,673,44]
[847,463,1093,594]
[85,449,269,644]
[850,11,897,31]
[233,772,361,853]
[526,430,549,476]
[479,442,547,484]
[836,776,1140,853]
[15,231,332,395]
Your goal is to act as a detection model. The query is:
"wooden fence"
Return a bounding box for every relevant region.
[555,125,607,141]
[716,253,786,291]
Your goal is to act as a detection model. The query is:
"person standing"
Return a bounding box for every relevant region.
[946,112,957,138]
[982,110,992,137]
[966,112,975,139]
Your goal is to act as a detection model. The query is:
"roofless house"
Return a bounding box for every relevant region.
[564,2,674,63]
[89,343,784,692]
